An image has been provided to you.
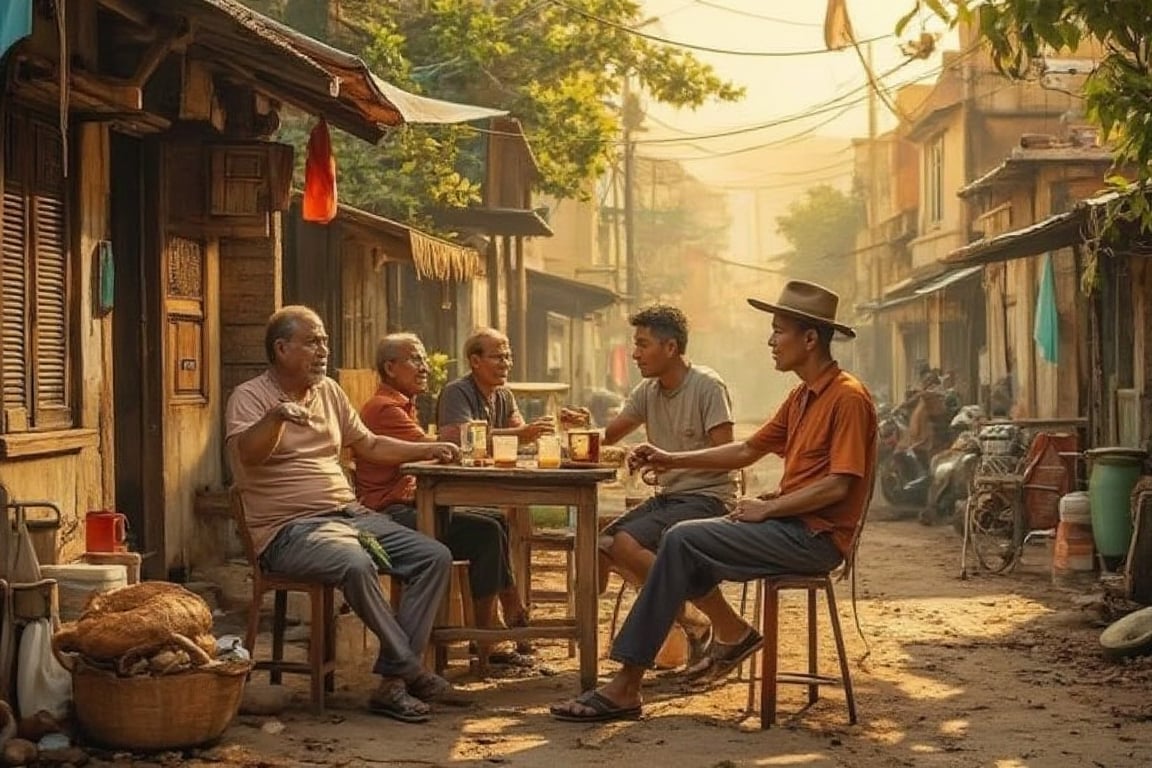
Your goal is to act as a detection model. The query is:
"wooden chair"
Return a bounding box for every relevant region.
[229,488,337,714]
[743,487,872,729]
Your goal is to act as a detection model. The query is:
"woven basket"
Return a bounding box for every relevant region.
[62,634,250,751]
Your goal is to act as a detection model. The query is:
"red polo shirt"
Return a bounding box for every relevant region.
[356,383,428,510]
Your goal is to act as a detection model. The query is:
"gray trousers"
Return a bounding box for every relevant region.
[261,505,452,679]
[611,516,843,668]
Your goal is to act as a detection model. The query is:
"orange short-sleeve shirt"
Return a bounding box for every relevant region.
[746,363,877,555]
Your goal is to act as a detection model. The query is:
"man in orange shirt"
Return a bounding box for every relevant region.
[552,280,877,722]
[356,332,533,667]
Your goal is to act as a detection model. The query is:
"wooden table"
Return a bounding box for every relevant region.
[402,462,618,691]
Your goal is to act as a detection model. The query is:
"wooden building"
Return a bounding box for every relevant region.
[0,0,496,577]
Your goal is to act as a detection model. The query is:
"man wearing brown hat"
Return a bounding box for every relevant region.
[551,280,877,722]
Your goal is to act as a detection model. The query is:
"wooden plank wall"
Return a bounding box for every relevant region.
[219,224,281,477]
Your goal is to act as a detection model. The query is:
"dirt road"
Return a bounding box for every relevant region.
[195,502,1152,768]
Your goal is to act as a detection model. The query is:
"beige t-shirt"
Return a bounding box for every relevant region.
[225,372,371,554]
[620,364,737,499]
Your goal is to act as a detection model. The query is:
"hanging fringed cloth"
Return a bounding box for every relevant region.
[302,118,337,223]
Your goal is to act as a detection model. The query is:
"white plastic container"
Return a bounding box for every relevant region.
[40,563,128,621]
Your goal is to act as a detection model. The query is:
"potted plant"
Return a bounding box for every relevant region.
[417,351,453,430]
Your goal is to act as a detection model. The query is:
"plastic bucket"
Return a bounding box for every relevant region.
[1052,520,1096,586]
[1087,448,1146,570]
[1058,491,1092,525]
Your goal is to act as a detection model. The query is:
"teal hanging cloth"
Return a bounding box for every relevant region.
[1033,252,1059,364]
[0,0,33,59]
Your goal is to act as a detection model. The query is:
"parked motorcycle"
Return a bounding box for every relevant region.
[919,405,984,527]
[877,401,928,509]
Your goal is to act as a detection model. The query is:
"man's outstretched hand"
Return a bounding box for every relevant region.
[627,443,675,473]
[425,442,461,464]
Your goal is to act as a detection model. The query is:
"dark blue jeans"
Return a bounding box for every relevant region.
[610,516,843,669]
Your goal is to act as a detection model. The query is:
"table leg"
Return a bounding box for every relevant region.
[506,505,532,610]
[415,484,450,670]
[575,485,600,691]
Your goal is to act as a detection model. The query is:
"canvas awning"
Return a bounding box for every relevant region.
[913,265,983,294]
[858,264,982,313]
[527,270,618,316]
[306,194,482,282]
[434,207,554,237]
[156,0,506,142]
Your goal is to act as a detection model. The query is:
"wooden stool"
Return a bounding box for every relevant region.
[744,573,857,729]
[388,561,479,674]
[230,489,336,714]
[527,529,576,657]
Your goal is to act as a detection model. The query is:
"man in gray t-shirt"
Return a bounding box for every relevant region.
[601,305,735,664]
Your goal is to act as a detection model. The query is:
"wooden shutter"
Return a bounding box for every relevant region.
[1,111,29,431]
[30,118,70,427]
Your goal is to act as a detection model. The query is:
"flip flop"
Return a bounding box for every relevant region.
[685,624,713,667]
[682,628,764,684]
[368,684,431,723]
[550,690,643,723]
[487,649,537,668]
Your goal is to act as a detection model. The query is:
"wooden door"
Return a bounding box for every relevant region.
[111,133,165,578]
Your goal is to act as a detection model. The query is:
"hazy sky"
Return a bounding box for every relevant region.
[634,0,959,189]
[602,0,961,260]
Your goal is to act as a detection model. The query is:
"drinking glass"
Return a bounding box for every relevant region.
[492,435,519,468]
[537,435,562,469]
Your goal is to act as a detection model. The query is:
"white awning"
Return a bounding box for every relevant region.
[913,265,983,295]
[370,76,506,125]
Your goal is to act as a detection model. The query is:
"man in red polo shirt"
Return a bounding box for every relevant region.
[356,332,533,667]
[551,280,877,722]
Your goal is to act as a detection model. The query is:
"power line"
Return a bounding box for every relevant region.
[691,0,823,27]
[546,0,893,57]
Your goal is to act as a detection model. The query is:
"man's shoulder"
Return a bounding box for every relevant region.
[440,376,472,398]
[830,370,876,412]
[230,371,272,402]
[686,364,729,390]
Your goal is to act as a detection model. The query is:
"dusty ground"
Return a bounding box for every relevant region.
[182,464,1152,768]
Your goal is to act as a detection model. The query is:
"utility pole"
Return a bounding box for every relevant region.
[622,80,640,309]
[866,40,883,393]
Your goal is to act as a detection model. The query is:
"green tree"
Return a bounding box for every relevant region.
[243,0,742,222]
[774,184,864,296]
[906,1,1152,226]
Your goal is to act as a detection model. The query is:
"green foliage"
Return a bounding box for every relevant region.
[244,0,742,220]
[425,351,453,397]
[774,184,864,285]
[910,0,1152,241]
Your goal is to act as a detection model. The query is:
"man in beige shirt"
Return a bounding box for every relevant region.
[226,306,460,724]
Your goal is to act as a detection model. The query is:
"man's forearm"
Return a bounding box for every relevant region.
[668,441,763,471]
[361,434,431,465]
[765,475,851,519]
[235,412,287,466]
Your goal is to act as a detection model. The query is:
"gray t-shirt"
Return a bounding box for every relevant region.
[436,374,520,437]
[620,364,736,499]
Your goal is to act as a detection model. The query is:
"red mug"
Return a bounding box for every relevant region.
[85,510,128,553]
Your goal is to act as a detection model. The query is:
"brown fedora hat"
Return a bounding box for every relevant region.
[747,280,856,339]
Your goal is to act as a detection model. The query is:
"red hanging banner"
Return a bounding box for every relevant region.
[302,118,337,223]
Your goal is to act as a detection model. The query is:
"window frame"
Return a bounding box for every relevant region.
[0,105,75,434]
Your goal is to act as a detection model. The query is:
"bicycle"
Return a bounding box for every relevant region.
[960,425,1071,578]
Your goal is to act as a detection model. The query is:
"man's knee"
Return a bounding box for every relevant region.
[603,530,644,560]
[426,538,453,572]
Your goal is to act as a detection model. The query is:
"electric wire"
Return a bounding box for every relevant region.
[545,0,894,57]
